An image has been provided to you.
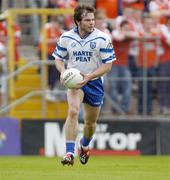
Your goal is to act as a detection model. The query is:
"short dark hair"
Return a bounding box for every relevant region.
[74,5,95,26]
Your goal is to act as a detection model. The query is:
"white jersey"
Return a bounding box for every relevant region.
[52,27,116,74]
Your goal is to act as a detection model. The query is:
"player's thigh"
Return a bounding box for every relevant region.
[83,103,101,123]
[67,89,84,109]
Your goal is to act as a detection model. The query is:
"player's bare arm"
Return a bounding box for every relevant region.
[78,62,112,86]
[55,58,65,84]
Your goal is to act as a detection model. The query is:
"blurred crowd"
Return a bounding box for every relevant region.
[1,0,170,116]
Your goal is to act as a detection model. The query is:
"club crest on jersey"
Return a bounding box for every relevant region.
[90,42,96,49]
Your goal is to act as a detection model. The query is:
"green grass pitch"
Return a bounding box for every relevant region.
[0,156,170,180]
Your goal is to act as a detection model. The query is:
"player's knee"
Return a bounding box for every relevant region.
[85,121,96,128]
[68,106,79,119]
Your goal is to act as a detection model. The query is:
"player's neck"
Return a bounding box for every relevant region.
[77,27,93,39]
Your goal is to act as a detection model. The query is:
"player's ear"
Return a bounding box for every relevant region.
[76,21,80,26]
[77,18,82,26]
[74,19,79,26]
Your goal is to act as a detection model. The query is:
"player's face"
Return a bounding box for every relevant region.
[78,13,95,36]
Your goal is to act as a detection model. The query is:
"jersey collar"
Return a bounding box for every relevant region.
[73,26,94,39]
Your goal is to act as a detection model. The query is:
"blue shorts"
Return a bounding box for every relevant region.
[81,78,104,107]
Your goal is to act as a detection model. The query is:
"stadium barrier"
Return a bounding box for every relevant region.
[0,60,66,117]
[5,8,73,99]
[21,119,170,156]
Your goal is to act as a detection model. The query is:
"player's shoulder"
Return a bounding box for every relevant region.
[60,29,75,39]
[93,28,111,41]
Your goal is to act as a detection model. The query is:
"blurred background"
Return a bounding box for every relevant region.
[1,0,170,157]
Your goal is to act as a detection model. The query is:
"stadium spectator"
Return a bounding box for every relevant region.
[149,0,170,24]
[135,14,163,115]
[95,8,111,36]
[46,0,77,8]
[0,41,7,73]
[27,0,48,45]
[38,15,65,102]
[52,5,115,165]
[94,8,112,114]
[0,41,7,107]
[127,7,144,78]
[46,0,77,30]
[115,7,141,79]
[158,17,170,115]
[95,0,123,19]
[123,0,145,11]
[108,19,134,114]
[0,12,21,70]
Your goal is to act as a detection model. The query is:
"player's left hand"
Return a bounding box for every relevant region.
[76,73,91,88]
